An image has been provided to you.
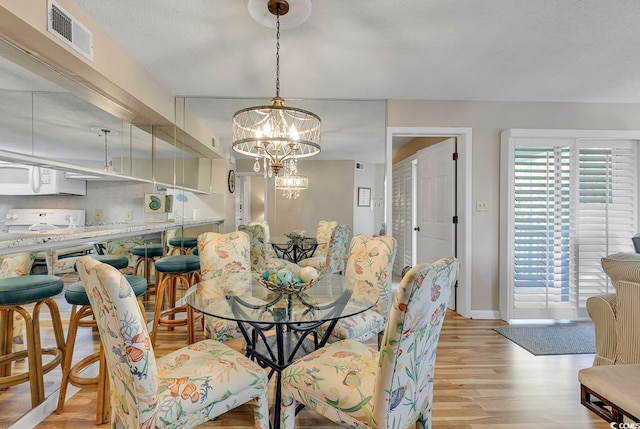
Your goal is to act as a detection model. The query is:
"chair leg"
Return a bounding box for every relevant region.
[253,390,270,429]
[96,344,110,424]
[150,275,169,347]
[280,391,296,429]
[0,309,12,378]
[416,412,430,429]
[57,305,87,414]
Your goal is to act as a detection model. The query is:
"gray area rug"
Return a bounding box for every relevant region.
[493,324,595,356]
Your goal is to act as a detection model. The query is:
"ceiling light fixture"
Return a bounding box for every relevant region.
[91,126,119,172]
[232,0,321,176]
[275,159,308,199]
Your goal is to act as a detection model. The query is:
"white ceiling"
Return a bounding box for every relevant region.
[3,1,640,165]
[72,0,640,103]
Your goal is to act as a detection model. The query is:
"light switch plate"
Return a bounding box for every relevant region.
[476,200,488,211]
[95,209,103,221]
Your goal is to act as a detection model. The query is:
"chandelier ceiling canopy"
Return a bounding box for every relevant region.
[232,0,321,176]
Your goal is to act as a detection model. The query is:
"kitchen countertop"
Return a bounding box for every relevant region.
[0,218,224,256]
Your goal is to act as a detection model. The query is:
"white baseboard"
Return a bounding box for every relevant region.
[468,310,502,320]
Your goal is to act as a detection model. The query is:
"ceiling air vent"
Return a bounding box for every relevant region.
[47,0,94,61]
[355,162,366,170]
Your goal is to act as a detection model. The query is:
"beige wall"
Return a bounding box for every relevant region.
[235,159,387,237]
[387,99,640,313]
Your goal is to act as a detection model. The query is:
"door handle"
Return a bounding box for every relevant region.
[413,226,420,231]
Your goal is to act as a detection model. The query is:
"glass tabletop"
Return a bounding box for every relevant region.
[184,273,375,325]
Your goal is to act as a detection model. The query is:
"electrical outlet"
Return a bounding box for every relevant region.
[476,200,488,212]
[125,209,133,221]
[95,209,103,222]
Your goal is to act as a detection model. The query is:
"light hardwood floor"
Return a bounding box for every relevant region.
[0,269,609,428]
[20,310,608,428]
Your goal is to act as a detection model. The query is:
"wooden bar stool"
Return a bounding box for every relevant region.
[132,243,164,294]
[56,273,147,423]
[0,275,65,407]
[168,236,198,255]
[151,255,200,346]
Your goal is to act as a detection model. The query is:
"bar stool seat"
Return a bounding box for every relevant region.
[73,254,129,272]
[0,275,65,408]
[168,237,198,255]
[151,255,200,346]
[93,254,129,270]
[57,274,147,423]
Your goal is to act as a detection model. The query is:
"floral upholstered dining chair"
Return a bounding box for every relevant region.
[318,234,397,343]
[281,257,459,429]
[0,252,35,355]
[197,231,255,342]
[76,255,270,429]
[298,224,351,274]
[238,223,288,272]
[314,220,338,258]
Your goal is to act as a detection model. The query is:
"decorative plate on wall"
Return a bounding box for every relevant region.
[228,169,236,193]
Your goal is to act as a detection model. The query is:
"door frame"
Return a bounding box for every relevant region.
[386,127,472,318]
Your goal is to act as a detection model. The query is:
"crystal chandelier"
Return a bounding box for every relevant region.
[275,158,308,199]
[232,0,321,176]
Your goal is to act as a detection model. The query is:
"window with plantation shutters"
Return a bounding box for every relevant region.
[500,130,638,321]
[575,141,637,308]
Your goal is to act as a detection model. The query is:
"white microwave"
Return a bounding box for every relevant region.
[0,163,86,196]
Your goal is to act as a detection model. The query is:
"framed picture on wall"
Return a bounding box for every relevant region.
[357,187,371,207]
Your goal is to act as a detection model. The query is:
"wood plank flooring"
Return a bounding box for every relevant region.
[0,272,610,428]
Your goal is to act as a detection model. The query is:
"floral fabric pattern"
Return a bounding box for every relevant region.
[327,235,396,343]
[315,220,338,256]
[238,224,287,272]
[0,252,34,277]
[281,257,459,429]
[0,252,35,354]
[76,256,270,429]
[248,221,279,259]
[197,232,252,342]
[106,236,145,272]
[299,224,351,275]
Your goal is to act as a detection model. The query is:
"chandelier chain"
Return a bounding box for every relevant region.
[275,4,281,98]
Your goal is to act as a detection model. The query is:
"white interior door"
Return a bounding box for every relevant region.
[416,138,456,309]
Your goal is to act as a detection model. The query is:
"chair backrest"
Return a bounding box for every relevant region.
[315,220,338,256]
[344,234,397,317]
[373,257,459,428]
[197,231,251,287]
[248,220,279,259]
[105,236,145,268]
[325,224,352,274]
[238,224,270,271]
[76,255,158,428]
[0,252,35,278]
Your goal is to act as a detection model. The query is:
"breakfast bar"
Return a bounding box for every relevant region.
[0,218,224,257]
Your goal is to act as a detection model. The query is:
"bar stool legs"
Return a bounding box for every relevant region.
[150,271,199,346]
[0,295,65,407]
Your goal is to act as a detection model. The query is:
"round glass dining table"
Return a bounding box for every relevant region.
[184,273,375,429]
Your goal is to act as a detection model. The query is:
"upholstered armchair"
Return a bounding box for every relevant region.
[76,256,270,428]
[587,252,640,366]
[299,224,351,274]
[317,234,397,343]
[281,257,459,429]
